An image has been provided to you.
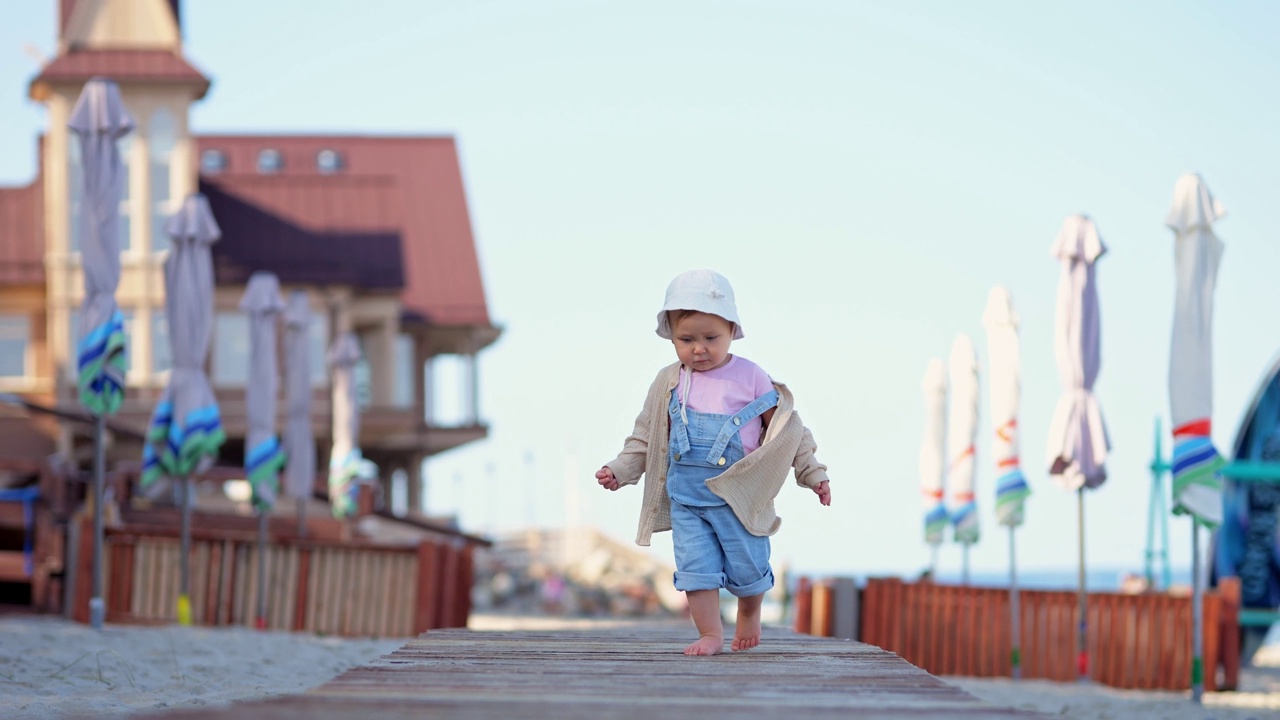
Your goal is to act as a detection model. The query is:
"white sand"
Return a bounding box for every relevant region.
[1,613,1277,719]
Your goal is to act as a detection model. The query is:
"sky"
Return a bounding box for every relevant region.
[3,1,1280,581]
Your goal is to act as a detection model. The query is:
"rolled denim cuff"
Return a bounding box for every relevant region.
[673,570,726,592]
[726,568,774,598]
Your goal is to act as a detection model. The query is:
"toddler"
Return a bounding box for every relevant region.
[596,269,832,656]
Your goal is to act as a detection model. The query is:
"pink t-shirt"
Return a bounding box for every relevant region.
[675,355,775,454]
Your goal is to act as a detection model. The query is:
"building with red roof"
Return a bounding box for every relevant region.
[0,0,500,515]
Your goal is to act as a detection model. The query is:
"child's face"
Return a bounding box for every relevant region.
[670,311,733,372]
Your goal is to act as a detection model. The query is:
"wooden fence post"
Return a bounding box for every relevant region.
[414,540,441,635]
[793,577,812,634]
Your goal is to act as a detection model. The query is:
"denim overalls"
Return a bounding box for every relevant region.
[667,384,779,598]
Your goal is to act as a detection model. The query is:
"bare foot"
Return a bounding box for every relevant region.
[684,635,724,656]
[732,596,763,651]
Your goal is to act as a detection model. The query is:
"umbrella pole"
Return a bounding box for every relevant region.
[1009,525,1021,680]
[89,413,106,630]
[1191,521,1204,702]
[297,497,307,538]
[961,543,970,586]
[178,476,193,626]
[256,510,268,629]
[1076,488,1088,682]
[929,544,938,577]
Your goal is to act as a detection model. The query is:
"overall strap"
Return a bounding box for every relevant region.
[668,388,691,454]
[704,389,780,463]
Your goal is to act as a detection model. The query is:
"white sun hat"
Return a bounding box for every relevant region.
[655,269,744,339]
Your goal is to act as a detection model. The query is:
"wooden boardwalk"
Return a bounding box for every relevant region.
[165,620,1045,719]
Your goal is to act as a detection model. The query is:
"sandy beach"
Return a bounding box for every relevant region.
[1,613,1277,719]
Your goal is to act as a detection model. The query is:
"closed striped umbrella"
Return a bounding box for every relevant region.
[142,195,225,485]
[241,272,286,512]
[69,78,133,416]
[983,287,1030,527]
[947,334,980,547]
[919,359,948,549]
[1166,173,1226,528]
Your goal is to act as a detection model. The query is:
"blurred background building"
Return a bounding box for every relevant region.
[0,0,501,514]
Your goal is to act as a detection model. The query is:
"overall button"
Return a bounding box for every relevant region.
[733,417,741,426]
[717,457,726,466]
[674,453,681,461]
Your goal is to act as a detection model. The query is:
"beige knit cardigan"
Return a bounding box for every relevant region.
[604,361,830,546]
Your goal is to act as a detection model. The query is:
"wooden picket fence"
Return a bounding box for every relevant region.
[794,576,1241,692]
[69,516,474,636]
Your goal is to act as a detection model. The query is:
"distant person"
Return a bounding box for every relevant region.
[595,269,832,656]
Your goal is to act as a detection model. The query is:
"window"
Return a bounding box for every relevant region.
[257,149,283,174]
[151,312,172,375]
[392,334,415,407]
[212,312,249,386]
[0,315,30,378]
[200,149,226,174]
[428,354,468,426]
[316,149,343,174]
[149,109,177,253]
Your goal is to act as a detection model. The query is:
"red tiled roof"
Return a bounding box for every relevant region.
[196,136,492,327]
[30,49,210,101]
[0,180,45,285]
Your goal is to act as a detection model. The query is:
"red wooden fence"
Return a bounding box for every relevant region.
[795,576,1240,692]
[70,516,474,636]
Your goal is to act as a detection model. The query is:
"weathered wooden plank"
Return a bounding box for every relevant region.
[158,621,1041,719]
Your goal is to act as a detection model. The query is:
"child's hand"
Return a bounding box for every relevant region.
[813,480,831,507]
[596,466,620,491]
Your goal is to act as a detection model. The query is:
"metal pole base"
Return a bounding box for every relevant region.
[89,597,105,630]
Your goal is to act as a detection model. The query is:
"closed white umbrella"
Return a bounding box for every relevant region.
[983,285,1031,679]
[282,291,315,534]
[141,193,224,626]
[1167,173,1226,526]
[1047,213,1109,682]
[1166,172,1227,702]
[68,77,133,631]
[328,332,363,518]
[947,334,980,584]
[919,359,948,573]
[241,272,284,630]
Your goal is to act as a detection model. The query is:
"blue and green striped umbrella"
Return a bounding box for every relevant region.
[69,78,133,416]
[919,359,948,546]
[242,272,286,512]
[142,194,225,487]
